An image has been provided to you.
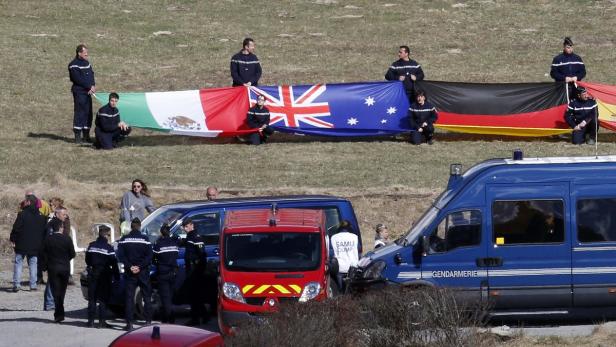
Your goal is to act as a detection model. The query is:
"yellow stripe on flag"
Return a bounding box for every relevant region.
[289,285,302,294]
[242,284,255,294]
[435,124,571,137]
[597,99,616,122]
[272,285,291,294]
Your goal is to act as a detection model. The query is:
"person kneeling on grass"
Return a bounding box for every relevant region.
[94,92,131,150]
[408,90,438,145]
[246,94,273,145]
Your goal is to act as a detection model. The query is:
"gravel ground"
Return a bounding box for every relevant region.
[0,256,218,346]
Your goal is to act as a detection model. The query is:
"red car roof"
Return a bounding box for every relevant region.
[109,325,223,347]
[224,208,324,232]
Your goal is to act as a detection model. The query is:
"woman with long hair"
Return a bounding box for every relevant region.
[119,179,155,223]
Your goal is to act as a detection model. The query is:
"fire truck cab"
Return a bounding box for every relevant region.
[218,207,330,334]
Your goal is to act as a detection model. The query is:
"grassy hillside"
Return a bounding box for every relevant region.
[1,0,615,248]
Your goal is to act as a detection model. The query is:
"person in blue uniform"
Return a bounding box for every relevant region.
[246,94,273,145]
[230,38,262,87]
[153,224,179,323]
[183,218,208,325]
[94,92,131,150]
[85,225,118,328]
[408,90,438,145]
[117,218,153,330]
[68,44,96,144]
[550,37,586,100]
[385,45,425,103]
[565,87,598,145]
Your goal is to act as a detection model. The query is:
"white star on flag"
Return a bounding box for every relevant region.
[364,96,375,106]
[381,119,387,124]
[347,117,358,125]
[386,106,397,115]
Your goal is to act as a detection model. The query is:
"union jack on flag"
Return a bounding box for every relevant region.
[249,84,333,128]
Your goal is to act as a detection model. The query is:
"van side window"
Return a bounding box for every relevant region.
[429,210,481,253]
[305,207,341,238]
[176,212,221,245]
[577,198,616,242]
[492,200,564,245]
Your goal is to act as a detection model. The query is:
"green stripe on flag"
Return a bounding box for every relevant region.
[94,93,169,132]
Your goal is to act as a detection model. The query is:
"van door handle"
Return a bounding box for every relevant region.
[476,257,503,267]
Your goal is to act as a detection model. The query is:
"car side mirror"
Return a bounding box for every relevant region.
[422,235,430,256]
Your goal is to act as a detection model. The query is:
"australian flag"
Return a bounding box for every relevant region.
[249,81,411,136]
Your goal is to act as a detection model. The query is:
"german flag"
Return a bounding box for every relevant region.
[578,81,616,132]
[415,81,572,137]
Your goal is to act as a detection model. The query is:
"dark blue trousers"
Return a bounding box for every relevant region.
[72,92,92,131]
[124,271,152,323]
[157,272,175,323]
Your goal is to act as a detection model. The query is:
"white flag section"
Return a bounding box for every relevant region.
[145,90,221,137]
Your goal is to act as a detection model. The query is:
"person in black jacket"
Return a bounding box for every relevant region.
[10,195,47,292]
[385,45,425,103]
[94,92,131,150]
[183,218,208,325]
[230,38,262,87]
[68,44,96,144]
[565,87,598,145]
[117,218,153,330]
[85,225,118,328]
[246,94,274,145]
[42,218,76,323]
[153,224,179,323]
[408,90,438,145]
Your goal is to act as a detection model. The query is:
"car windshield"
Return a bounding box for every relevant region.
[401,206,439,246]
[142,207,185,243]
[224,232,321,272]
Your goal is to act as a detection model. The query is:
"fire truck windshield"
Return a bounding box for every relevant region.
[224,232,321,272]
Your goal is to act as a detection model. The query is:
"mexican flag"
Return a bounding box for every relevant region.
[94,86,253,137]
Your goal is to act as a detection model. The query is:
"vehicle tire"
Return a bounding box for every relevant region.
[134,287,161,320]
[328,277,339,297]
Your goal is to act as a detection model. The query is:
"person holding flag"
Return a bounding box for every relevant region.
[565,87,598,145]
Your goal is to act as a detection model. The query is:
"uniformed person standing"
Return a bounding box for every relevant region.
[183,218,208,325]
[85,225,118,328]
[230,38,262,87]
[385,45,425,103]
[117,218,153,331]
[41,219,76,323]
[247,94,273,145]
[68,44,96,144]
[153,224,179,323]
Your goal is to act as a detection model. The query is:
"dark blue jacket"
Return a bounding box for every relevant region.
[153,236,179,275]
[184,231,206,268]
[68,57,95,94]
[95,104,121,133]
[408,101,438,129]
[230,51,262,86]
[10,205,46,256]
[565,98,598,127]
[86,236,117,271]
[550,52,586,82]
[385,59,424,95]
[117,230,153,271]
[247,105,270,128]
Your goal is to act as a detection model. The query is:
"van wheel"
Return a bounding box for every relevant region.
[134,287,161,320]
[328,278,339,297]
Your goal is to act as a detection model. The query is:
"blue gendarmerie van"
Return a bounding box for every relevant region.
[81,195,361,318]
[353,152,616,319]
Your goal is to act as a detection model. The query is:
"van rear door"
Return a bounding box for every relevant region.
[572,184,616,307]
[486,183,571,310]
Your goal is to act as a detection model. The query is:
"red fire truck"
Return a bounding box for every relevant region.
[217,207,331,335]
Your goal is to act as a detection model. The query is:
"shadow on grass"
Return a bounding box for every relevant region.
[28,131,616,147]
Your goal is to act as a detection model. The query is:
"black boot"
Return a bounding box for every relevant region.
[86,320,95,328]
[74,130,82,144]
[82,130,92,143]
[98,320,112,329]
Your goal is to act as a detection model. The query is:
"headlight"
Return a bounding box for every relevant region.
[299,282,321,302]
[363,260,386,280]
[118,262,125,274]
[222,282,245,303]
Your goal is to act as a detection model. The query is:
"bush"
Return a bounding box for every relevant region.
[227,286,490,347]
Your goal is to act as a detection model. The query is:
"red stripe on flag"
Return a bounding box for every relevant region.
[199,87,254,136]
[579,82,616,105]
[436,104,569,129]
